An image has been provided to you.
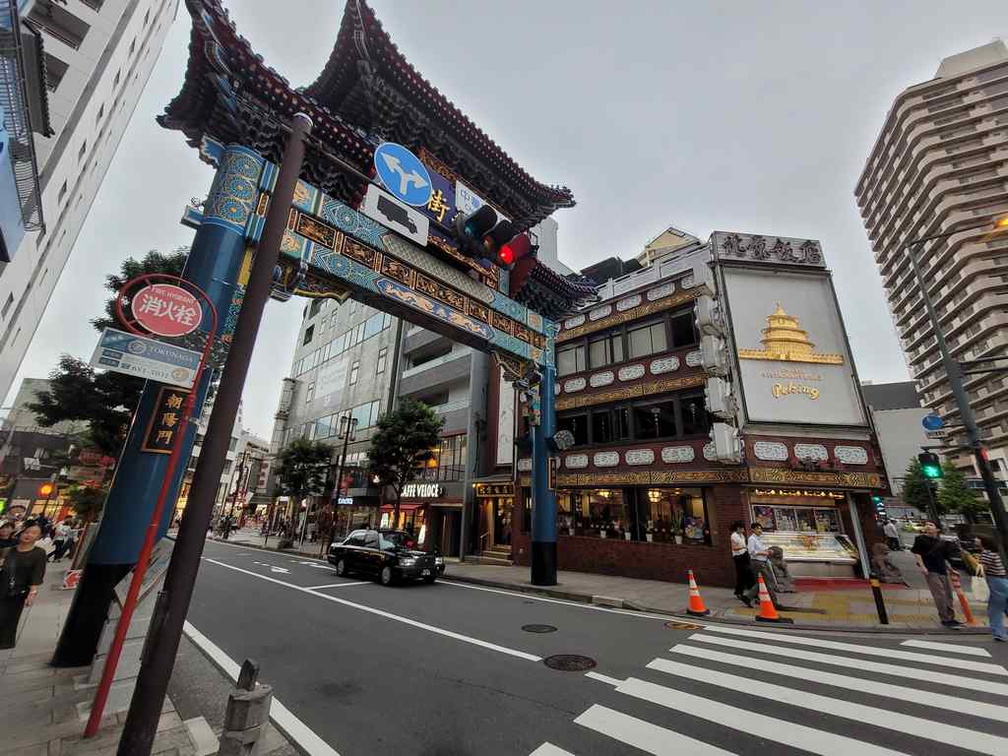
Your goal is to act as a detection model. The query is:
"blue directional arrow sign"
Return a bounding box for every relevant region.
[373,142,432,207]
[922,413,944,431]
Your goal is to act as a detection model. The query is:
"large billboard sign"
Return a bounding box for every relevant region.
[720,266,865,427]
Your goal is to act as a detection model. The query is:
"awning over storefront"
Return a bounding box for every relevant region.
[380,503,422,513]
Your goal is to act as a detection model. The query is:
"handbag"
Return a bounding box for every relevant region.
[970,565,990,603]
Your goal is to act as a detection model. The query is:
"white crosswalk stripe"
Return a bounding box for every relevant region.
[532,629,1008,756]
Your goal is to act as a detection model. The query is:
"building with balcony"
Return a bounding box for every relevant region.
[0,0,177,397]
[856,40,1008,472]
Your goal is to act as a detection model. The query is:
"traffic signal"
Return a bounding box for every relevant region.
[918,452,943,479]
[452,206,536,270]
[37,482,55,498]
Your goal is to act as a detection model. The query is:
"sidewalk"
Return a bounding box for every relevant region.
[0,562,295,755]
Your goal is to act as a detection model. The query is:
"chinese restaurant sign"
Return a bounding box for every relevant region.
[141,386,189,454]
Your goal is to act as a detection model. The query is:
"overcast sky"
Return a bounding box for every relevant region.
[9,0,1007,438]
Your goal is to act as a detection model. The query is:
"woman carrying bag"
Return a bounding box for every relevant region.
[0,523,47,649]
[974,535,1007,642]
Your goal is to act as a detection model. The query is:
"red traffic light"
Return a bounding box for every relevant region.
[496,232,535,271]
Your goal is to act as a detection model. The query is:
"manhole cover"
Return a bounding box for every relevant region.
[543,654,597,672]
[665,621,703,630]
[522,624,558,633]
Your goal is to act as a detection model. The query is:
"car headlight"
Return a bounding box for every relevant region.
[435,557,444,565]
[399,557,416,567]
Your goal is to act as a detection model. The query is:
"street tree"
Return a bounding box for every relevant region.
[937,461,988,523]
[274,438,334,538]
[27,250,188,457]
[902,457,943,518]
[367,399,443,529]
[67,483,108,524]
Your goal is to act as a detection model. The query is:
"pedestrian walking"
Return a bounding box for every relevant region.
[974,535,1008,642]
[0,522,16,548]
[883,519,901,551]
[50,519,72,562]
[746,522,778,607]
[0,523,47,649]
[911,521,961,627]
[729,520,755,606]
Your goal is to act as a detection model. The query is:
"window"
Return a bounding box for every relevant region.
[670,311,699,348]
[349,360,360,386]
[129,37,136,55]
[376,347,388,375]
[558,343,586,376]
[421,435,468,481]
[28,1,91,50]
[113,69,121,88]
[44,53,68,91]
[557,414,589,446]
[221,461,232,477]
[680,394,710,436]
[589,333,623,368]
[364,532,380,549]
[591,407,631,444]
[303,325,314,345]
[305,382,315,404]
[364,313,384,338]
[228,438,237,452]
[628,320,667,359]
[644,488,710,544]
[1,294,12,319]
[95,103,104,124]
[81,0,105,10]
[57,181,67,203]
[143,8,150,25]
[309,298,323,318]
[634,401,676,440]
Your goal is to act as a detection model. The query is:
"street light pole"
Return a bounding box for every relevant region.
[904,216,1008,560]
[330,415,358,546]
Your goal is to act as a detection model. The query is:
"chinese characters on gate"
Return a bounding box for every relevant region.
[141,387,189,454]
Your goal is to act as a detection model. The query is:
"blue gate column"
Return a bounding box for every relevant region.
[530,362,558,586]
[52,142,265,666]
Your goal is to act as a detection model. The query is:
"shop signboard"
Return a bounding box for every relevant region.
[720,265,865,427]
[401,483,444,498]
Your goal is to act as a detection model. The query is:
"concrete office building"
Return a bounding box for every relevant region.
[856,40,1008,473]
[0,0,177,396]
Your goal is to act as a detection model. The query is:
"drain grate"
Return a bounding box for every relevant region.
[543,654,597,672]
[665,621,703,631]
[522,624,558,633]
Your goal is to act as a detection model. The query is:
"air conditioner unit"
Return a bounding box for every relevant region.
[710,422,742,464]
[700,334,728,376]
[705,377,736,419]
[690,258,715,295]
[694,295,723,336]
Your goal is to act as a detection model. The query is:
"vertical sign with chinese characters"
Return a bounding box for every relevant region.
[141,387,189,454]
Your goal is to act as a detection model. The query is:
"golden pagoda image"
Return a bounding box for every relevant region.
[738,303,844,364]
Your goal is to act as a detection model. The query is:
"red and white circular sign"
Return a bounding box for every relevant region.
[132,283,203,337]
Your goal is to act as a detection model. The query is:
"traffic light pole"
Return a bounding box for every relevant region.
[906,235,1008,562]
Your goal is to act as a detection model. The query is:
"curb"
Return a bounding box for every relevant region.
[204,536,328,562]
[440,573,991,636]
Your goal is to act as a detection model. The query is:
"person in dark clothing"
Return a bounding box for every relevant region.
[0,523,47,648]
[0,523,16,548]
[729,520,755,607]
[911,521,960,627]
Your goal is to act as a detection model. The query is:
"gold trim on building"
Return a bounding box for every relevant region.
[556,374,705,411]
[749,467,882,489]
[558,290,700,342]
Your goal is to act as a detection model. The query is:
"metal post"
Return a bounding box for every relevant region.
[869,575,889,625]
[117,113,312,755]
[922,479,941,525]
[226,448,250,526]
[530,364,557,585]
[906,238,1008,562]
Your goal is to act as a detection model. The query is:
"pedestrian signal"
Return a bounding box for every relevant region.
[917,452,943,479]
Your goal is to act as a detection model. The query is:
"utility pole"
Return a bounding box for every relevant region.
[226,446,251,525]
[331,415,358,543]
[117,112,313,755]
[904,217,1008,563]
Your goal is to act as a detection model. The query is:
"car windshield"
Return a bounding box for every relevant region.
[380,532,418,550]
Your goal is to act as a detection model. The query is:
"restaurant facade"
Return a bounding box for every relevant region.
[503,231,888,587]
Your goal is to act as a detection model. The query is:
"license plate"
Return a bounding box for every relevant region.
[421,569,431,576]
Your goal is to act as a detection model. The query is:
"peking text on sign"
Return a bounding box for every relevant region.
[141,386,190,454]
[90,328,201,388]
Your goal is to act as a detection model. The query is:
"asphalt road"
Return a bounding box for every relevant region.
[188,539,1008,756]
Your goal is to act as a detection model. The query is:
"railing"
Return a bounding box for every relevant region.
[401,348,471,378]
[430,399,469,415]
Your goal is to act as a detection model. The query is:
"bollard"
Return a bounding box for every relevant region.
[219,659,273,756]
[948,569,978,626]
[869,573,889,625]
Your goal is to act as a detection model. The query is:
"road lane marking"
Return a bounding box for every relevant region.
[183,621,340,756]
[669,643,1008,723]
[611,677,907,756]
[529,743,578,756]
[203,558,542,662]
[307,582,370,590]
[704,625,1008,676]
[687,633,1008,696]
[573,705,736,755]
[900,639,992,657]
[584,671,623,686]
[649,657,1008,755]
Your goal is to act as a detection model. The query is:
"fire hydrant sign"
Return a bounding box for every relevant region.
[132,283,202,337]
[90,328,201,388]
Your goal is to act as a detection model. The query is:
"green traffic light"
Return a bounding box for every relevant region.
[922,464,942,479]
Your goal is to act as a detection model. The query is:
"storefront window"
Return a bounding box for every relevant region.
[643,488,710,544]
[557,489,628,538]
[751,503,841,533]
[557,414,589,446]
[421,435,467,482]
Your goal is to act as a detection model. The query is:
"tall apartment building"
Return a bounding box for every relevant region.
[856,40,1008,472]
[0,0,177,396]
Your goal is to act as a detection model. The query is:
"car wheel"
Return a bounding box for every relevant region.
[380,565,395,586]
[423,574,436,585]
[335,558,348,577]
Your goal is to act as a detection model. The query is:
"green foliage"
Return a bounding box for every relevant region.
[26,250,189,458]
[937,461,988,523]
[902,457,943,517]
[67,484,107,523]
[367,399,443,522]
[275,438,334,499]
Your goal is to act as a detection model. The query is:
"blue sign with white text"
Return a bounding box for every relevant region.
[373,142,432,207]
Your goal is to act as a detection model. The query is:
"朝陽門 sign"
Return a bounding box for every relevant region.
[141,386,190,454]
[132,283,203,337]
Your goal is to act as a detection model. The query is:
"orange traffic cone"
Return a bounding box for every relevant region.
[755,575,784,623]
[686,569,710,616]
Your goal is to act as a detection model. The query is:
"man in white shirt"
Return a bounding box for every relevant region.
[747,523,778,607]
[883,519,901,551]
[729,520,754,606]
